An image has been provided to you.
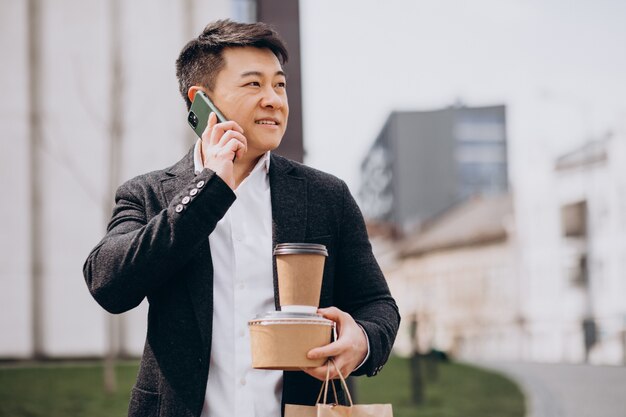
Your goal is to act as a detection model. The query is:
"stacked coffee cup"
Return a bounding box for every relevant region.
[248,243,334,370]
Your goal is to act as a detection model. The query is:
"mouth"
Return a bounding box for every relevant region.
[255,118,280,126]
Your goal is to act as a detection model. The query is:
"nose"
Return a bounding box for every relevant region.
[260,86,284,110]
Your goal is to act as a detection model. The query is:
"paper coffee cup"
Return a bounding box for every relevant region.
[249,312,334,370]
[274,243,328,311]
[281,305,318,314]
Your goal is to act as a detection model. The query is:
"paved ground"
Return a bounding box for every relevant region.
[473,361,626,417]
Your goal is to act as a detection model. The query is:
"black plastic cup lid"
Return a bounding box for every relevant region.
[273,243,328,256]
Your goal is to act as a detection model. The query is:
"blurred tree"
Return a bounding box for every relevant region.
[409,314,425,405]
[103,0,125,394]
[28,0,45,360]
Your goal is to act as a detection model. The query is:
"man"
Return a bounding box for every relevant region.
[83,19,399,417]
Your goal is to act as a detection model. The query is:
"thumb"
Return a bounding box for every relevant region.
[317,307,344,323]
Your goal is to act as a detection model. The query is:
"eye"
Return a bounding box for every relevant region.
[276,81,286,88]
[246,81,260,87]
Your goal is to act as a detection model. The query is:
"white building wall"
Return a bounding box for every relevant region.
[554,136,626,365]
[388,241,523,361]
[0,1,32,358]
[0,0,231,358]
[38,0,111,358]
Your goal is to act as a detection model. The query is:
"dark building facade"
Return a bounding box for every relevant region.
[234,0,304,162]
[359,104,508,232]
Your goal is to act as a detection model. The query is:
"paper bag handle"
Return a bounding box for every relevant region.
[315,358,354,407]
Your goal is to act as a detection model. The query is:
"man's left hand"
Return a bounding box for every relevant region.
[302,307,368,380]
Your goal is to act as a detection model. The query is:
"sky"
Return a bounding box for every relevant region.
[298,0,626,194]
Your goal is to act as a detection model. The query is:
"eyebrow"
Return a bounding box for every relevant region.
[240,70,287,78]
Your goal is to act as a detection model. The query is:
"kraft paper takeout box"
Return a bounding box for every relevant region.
[249,312,334,370]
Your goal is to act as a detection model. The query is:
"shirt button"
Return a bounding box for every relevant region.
[197,180,205,188]
[240,378,246,386]
[175,204,184,213]
[182,196,191,204]
[239,329,245,338]
[190,188,198,196]
[238,283,245,290]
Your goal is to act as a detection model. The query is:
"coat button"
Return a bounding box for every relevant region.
[175,204,184,213]
[197,180,205,188]
[182,196,191,204]
[190,188,198,196]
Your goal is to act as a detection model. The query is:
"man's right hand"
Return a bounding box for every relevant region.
[201,112,247,190]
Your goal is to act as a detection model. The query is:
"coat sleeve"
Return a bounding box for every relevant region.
[82,169,235,314]
[334,180,401,377]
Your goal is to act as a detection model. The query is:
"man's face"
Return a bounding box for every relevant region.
[211,47,289,157]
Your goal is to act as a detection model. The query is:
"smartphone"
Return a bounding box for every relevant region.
[187,91,228,138]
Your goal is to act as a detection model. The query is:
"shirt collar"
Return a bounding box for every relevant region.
[193,139,271,176]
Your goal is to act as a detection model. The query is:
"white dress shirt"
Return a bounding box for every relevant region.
[194,140,369,416]
[195,140,282,417]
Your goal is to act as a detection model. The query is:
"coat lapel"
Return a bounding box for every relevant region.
[160,147,213,349]
[269,154,308,309]
[269,155,312,407]
[269,155,308,243]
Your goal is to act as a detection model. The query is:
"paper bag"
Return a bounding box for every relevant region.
[285,359,393,417]
[286,403,393,417]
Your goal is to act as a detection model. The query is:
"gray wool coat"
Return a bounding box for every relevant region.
[83,148,400,417]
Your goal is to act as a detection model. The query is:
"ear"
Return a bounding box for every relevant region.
[187,86,204,104]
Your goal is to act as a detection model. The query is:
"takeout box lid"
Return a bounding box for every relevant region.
[249,311,333,326]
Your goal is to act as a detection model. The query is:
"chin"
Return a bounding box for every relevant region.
[247,130,285,154]
[258,137,283,153]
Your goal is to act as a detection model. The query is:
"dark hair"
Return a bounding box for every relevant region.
[175,19,289,110]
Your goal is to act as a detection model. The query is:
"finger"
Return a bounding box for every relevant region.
[318,307,348,335]
[203,112,218,144]
[214,120,245,135]
[301,359,348,381]
[301,360,337,381]
[217,130,247,149]
[210,119,245,145]
[235,142,246,160]
[307,339,345,361]
[300,365,328,381]
[220,132,247,159]
[222,138,246,159]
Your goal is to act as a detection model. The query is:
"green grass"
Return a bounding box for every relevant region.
[0,361,138,417]
[356,356,525,417]
[0,357,525,417]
